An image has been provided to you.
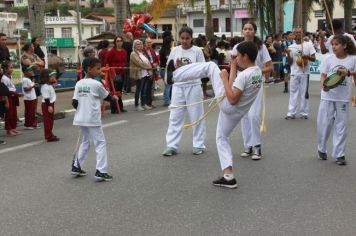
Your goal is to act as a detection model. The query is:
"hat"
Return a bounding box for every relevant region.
[22,64,33,72]
[49,70,57,77]
[80,39,88,48]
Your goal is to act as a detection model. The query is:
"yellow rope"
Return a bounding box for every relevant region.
[260,83,267,133]
[168,95,225,109]
[352,80,356,107]
[183,95,225,129]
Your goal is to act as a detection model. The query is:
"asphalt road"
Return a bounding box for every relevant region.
[1,81,356,236]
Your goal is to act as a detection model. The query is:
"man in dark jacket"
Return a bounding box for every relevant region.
[0,33,10,62]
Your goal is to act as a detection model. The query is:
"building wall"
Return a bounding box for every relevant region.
[14,0,28,7]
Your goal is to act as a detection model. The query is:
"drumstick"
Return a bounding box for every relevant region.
[260,83,267,133]
[352,80,356,107]
[323,0,335,35]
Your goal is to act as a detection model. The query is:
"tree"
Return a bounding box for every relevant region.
[340,0,354,33]
[114,0,130,34]
[247,0,275,37]
[28,0,46,40]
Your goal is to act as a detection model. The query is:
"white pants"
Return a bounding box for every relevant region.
[317,100,349,159]
[287,74,309,116]
[166,84,206,150]
[74,126,108,173]
[173,62,248,170]
[241,86,263,148]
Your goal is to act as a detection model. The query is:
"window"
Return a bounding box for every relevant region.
[61,27,72,38]
[352,9,356,16]
[213,18,219,32]
[314,10,324,17]
[46,28,54,38]
[193,19,204,28]
[219,0,225,5]
[162,24,172,31]
[225,18,231,32]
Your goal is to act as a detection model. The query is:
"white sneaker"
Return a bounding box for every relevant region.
[143,105,153,110]
[240,146,253,158]
[24,126,34,130]
[136,106,145,111]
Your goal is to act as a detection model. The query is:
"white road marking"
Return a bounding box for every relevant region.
[145,110,170,116]
[0,120,129,154]
[102,120,128,128]
[0,141,44,155]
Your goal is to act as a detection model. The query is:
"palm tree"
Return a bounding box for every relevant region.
[339,0,354,33]
[114,0,130,34]
[247,0,275,37]
[28,0,46,40]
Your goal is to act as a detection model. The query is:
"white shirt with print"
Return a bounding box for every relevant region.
[289,41,316,75]
[167,45,205,86]
[41,84,56,103]
[73,78,109,126]
[233,66,263,113]
[319,54,356,102]
[1,74,16,92]
[22,77,36,100]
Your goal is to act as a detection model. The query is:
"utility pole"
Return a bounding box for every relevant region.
[229,0,233,38]
[76,0,82,43]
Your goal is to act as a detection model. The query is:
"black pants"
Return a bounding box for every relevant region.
[135,76,152,107]
[111,75,124,113]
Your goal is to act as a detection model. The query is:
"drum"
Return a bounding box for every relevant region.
[323,72,345,89]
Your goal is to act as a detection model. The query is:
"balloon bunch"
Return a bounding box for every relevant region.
[123,13,157,38]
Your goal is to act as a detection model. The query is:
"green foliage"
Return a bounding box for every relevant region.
[130,0,151,14]
[81,7,114,16]
[5,6,29,17]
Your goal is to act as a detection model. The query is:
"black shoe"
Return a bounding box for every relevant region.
[300,115,308,119]
[212,177,237,189]
[285,115,295,120]
[71,163,87,177]
[121,109,127,113]
[283,88,288,93]
[95,170,113,181]
[0,140,6,145]
[318,151,327,160]
[240,146,253,158]
[335,156,347,166]
[165,60,175,85]
[251,145,262,160]
[47,137,60,142]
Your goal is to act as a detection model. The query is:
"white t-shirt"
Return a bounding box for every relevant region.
[41,84,56,103]
[232,43,271,70]
[73,78,109,126]
[22,77,36,100]
[167,45,205,86]
[139,52,150,78]
[319,54,356,102]
[1,74,16,92]
[289,41,316,75]
[232,66,263,113]
[325,33,356,54]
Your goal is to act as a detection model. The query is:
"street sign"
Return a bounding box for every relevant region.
[45,38,74,47]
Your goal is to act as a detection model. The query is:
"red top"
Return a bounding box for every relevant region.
[98,48,109,66]
[144,48,159,67]
[104,48,127,76]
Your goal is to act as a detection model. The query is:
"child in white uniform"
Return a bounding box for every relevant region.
[22,65,39,130]
[172,41,262,188]
[162,27,206,156]
[317,35,356,165]
[231,22,273,160]
[72,57,118,181]
[285,27,316,119]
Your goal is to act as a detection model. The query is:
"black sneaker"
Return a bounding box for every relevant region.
[240,146,253,158]
[285,115,295,120]
[251,145,262,160]
[335,156,347,166]
[318,151,327,160]
[71,164,87,177]
[95,170,113,181]
[212,177,237,189]
[300,115,308,119]
[0,140,6,145]
[283,88,288,93]
[165,60,175,85]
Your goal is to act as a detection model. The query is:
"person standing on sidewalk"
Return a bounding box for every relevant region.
[123,32,134,93]
[0,77,10,144]
[159,31,173,106]
[130,39,153,111]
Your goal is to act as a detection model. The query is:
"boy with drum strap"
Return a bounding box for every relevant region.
[317,35,356,165]
[285,27,316,120]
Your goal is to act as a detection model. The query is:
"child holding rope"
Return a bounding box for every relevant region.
[317,35,356,165]
[171,41,262,188]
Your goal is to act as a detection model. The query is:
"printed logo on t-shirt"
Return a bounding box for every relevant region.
[78,86,91,97]
[180,57,192,66]
[251,75,262,89]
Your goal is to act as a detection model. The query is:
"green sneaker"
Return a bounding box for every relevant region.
[192,147,205,155]
[162,147,177,156]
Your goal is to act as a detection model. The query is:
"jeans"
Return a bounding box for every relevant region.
[111,75,124,112]
[160,68,171,105]
[123,67,131,92]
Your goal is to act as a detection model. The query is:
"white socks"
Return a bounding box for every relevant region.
[224,173,234,180]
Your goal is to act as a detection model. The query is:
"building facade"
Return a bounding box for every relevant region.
[181,0,254,38]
